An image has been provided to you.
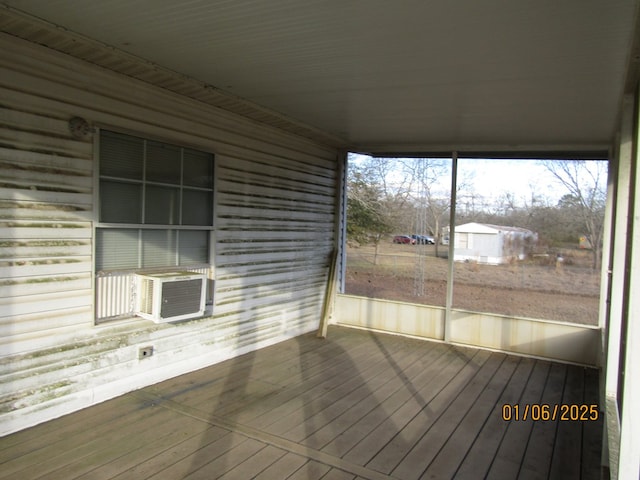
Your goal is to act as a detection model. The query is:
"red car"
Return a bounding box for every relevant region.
[393,235,416,244]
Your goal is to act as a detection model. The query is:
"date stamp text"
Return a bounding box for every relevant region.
[501,404,599,421]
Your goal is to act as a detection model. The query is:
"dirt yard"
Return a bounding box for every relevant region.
[345,243,601,325]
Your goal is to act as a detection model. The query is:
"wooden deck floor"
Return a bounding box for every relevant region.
[0,326,602,480]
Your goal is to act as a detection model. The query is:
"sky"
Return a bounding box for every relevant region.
[458,159,561,205]
[349,154,608,209]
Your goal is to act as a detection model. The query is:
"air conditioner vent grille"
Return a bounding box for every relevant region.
[160,279,204,318]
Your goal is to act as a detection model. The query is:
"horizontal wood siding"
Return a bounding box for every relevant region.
[0,33,339,435]
[215,154,335,328]
[0,104,95,346]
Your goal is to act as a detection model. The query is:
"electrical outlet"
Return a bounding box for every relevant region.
[138,346,154,359]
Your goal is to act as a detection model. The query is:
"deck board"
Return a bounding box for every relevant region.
[422,355,521,480]
[519,363,568,479]
[319,345,452,458]
[548,365,584,480]
[390,352,507,479]
[486,360,552,479]
[280,336,433,445]
[286,460,331,480]
[0,326,602,479]
[453,357,535,479]
[0,395,162,479]
[581,367,604,480]
[364,349,493,474]
[39,411,208,480]
[105,426,229,480]
[253,452,308,480]
[341,346,481,467]
[256,353,411,437]
[0,394,140,454]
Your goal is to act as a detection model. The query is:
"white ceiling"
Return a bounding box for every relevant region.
[2,0,639,155]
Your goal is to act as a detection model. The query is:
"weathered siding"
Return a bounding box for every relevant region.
[0,33,339,435]
[0,108,95,347]
[215,156,335,319]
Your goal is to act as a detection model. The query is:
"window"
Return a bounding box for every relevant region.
[95,130,215,322]
[96,130,214,272]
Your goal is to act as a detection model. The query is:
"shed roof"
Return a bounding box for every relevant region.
[456,223,534,234]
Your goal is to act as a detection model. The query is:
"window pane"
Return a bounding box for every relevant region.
[100,131,143,179]
[179,230,209,264]
[95,228,139,270]
[182,190,213,226]
[145,185,180,225]
[100,180,142,223]
[146,141,181,184]
[184,149,214,188]
[141,229,176,268]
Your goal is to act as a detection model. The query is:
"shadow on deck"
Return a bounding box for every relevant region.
[0,326,602,479]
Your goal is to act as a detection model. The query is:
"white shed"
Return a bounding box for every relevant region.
[454,223,537,265]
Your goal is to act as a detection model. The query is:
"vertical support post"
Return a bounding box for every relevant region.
[444,152,458,342]
[598,146,617,473]
[602,94,635,480]
[318,151,347,339]
[618,89,640,480]
[338,152,348,295]
[598,148,616,335]
[605,96,634,399]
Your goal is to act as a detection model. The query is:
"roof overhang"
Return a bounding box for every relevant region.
[1,1,639,155]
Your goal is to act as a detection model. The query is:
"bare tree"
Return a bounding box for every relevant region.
[400,158,452,255]
[347,156,416,263]
[346,165,391,247]
[364,157,413,203]
[541,160,607,269]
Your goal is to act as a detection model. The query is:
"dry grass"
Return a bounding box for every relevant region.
[345,243,601,325]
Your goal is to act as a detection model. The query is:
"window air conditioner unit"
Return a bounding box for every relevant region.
[135,272,207,323]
